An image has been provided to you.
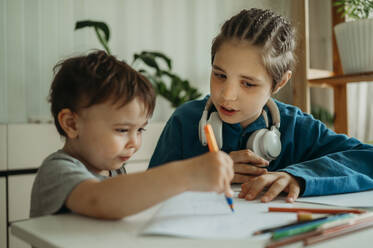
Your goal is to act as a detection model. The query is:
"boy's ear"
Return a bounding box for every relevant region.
[273,70,292,94]
[58,109,79,139]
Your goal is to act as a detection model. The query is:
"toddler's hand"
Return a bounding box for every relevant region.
[229,149,269,183]
[238,172,300,203]
[186,151,234,196]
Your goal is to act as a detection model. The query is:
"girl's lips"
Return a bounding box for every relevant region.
[219,105,238,116]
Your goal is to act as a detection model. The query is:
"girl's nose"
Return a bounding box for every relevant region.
[221,80,238,101]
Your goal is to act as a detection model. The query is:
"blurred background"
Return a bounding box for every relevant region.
[1,0,372,140]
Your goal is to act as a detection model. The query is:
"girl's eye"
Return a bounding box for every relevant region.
[116,129,129,133]
[213,72,226,79]
[242,81,255,88]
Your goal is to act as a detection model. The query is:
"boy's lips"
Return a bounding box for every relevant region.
[219,105,238,116]
[118,156,131,162]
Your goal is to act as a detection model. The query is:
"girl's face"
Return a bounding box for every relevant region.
[210,40,273,128]
[65,97,148,176]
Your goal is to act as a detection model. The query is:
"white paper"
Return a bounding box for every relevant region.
[141,192,296,239]
[296,190,373,208]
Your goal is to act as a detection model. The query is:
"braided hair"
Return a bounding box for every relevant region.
[211,8,296,89]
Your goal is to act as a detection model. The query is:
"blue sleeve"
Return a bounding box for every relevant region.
[148,115,183,168]
[278,112,373,196]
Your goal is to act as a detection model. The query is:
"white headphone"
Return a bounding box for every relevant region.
[198,98,282,161]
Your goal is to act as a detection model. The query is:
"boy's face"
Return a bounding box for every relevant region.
[210,40,273,128]
[68,97,148,175]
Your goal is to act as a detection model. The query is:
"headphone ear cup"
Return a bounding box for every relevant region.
[207,112,223,149]
[246,128,281,161]
[261,127,281,160]
[198,110,208,146]
[247,129,267,159]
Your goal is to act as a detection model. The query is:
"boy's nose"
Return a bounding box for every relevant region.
[126,134,140,150]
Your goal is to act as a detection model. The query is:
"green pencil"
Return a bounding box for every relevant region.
[272,214,352,240]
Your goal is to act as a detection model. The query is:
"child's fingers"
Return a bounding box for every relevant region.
[238,181,252,198]
[234,163,267,175]
[229,150,269,167]
[232,173,251,183]
[286,183,300,203]
[244,174,275,200]
[261,177,288,202]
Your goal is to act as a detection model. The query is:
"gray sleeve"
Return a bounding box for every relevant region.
[30,153,98,217]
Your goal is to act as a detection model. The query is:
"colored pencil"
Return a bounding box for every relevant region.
[320,212,373,230]
[304,216,373,246]
[268,207,366,214]
[204,124,234,212]
[271,213,352,240]
[254,214,331,235]
[267,212,373,247]
[265,229,322,248]
[297,211,313,221]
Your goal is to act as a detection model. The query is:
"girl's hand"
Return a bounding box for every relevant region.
[229,150,269,183]
[186,151,234,196]
[238,172,300,203]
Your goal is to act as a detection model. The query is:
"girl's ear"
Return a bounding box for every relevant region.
[58,109,79,139]
[273,70,292,94]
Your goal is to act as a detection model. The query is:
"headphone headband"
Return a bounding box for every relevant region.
[266,98,280,129]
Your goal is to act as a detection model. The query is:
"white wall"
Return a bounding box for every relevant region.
[0,0,291,124]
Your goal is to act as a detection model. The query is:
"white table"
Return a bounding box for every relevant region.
[11,201,373,248]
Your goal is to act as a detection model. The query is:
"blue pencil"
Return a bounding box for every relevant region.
[225,195,234,212]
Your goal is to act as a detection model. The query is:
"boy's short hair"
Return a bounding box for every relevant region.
[49,50,156,137]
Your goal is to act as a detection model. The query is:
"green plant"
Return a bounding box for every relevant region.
[132,51,201,107]
[75,20,201,108]
[311,105,335,126]
[334,0,373,20]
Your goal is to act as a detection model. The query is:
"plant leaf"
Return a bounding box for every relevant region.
[75,20,110,42]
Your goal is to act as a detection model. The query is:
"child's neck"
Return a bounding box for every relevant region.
[62,143,110,177]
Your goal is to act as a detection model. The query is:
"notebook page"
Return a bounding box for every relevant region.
[141,192,296,239]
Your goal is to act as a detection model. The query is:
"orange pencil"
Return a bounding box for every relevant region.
[268,207,366,214]
[204,124,234,212]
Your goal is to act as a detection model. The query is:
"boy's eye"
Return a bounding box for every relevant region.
[116,128,129,133]
[137,128,146,133]
[213,72,226,79]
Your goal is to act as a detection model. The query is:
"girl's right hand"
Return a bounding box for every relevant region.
[185,151,234,197]
[229,149,269,183]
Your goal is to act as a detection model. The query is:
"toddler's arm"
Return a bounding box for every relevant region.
[66,151,233,219]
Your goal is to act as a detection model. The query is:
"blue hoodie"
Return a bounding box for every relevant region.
[149,96,373,196]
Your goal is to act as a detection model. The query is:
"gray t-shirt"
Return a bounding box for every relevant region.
[30,150,126,217]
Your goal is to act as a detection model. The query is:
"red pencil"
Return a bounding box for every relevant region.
[268,207,366,214]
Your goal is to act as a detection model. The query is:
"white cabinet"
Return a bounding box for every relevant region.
[8,124,64,170]
[8,175,35,248]
[0,178,7,248]
[8,175,36,222]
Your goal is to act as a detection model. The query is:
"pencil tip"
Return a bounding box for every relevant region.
[230,205,235,212]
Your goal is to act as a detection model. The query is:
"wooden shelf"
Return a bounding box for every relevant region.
[307,70,373,135]
[309,71,373,87]
[308,68,335,80]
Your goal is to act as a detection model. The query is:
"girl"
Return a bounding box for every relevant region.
[149,8,373,203]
